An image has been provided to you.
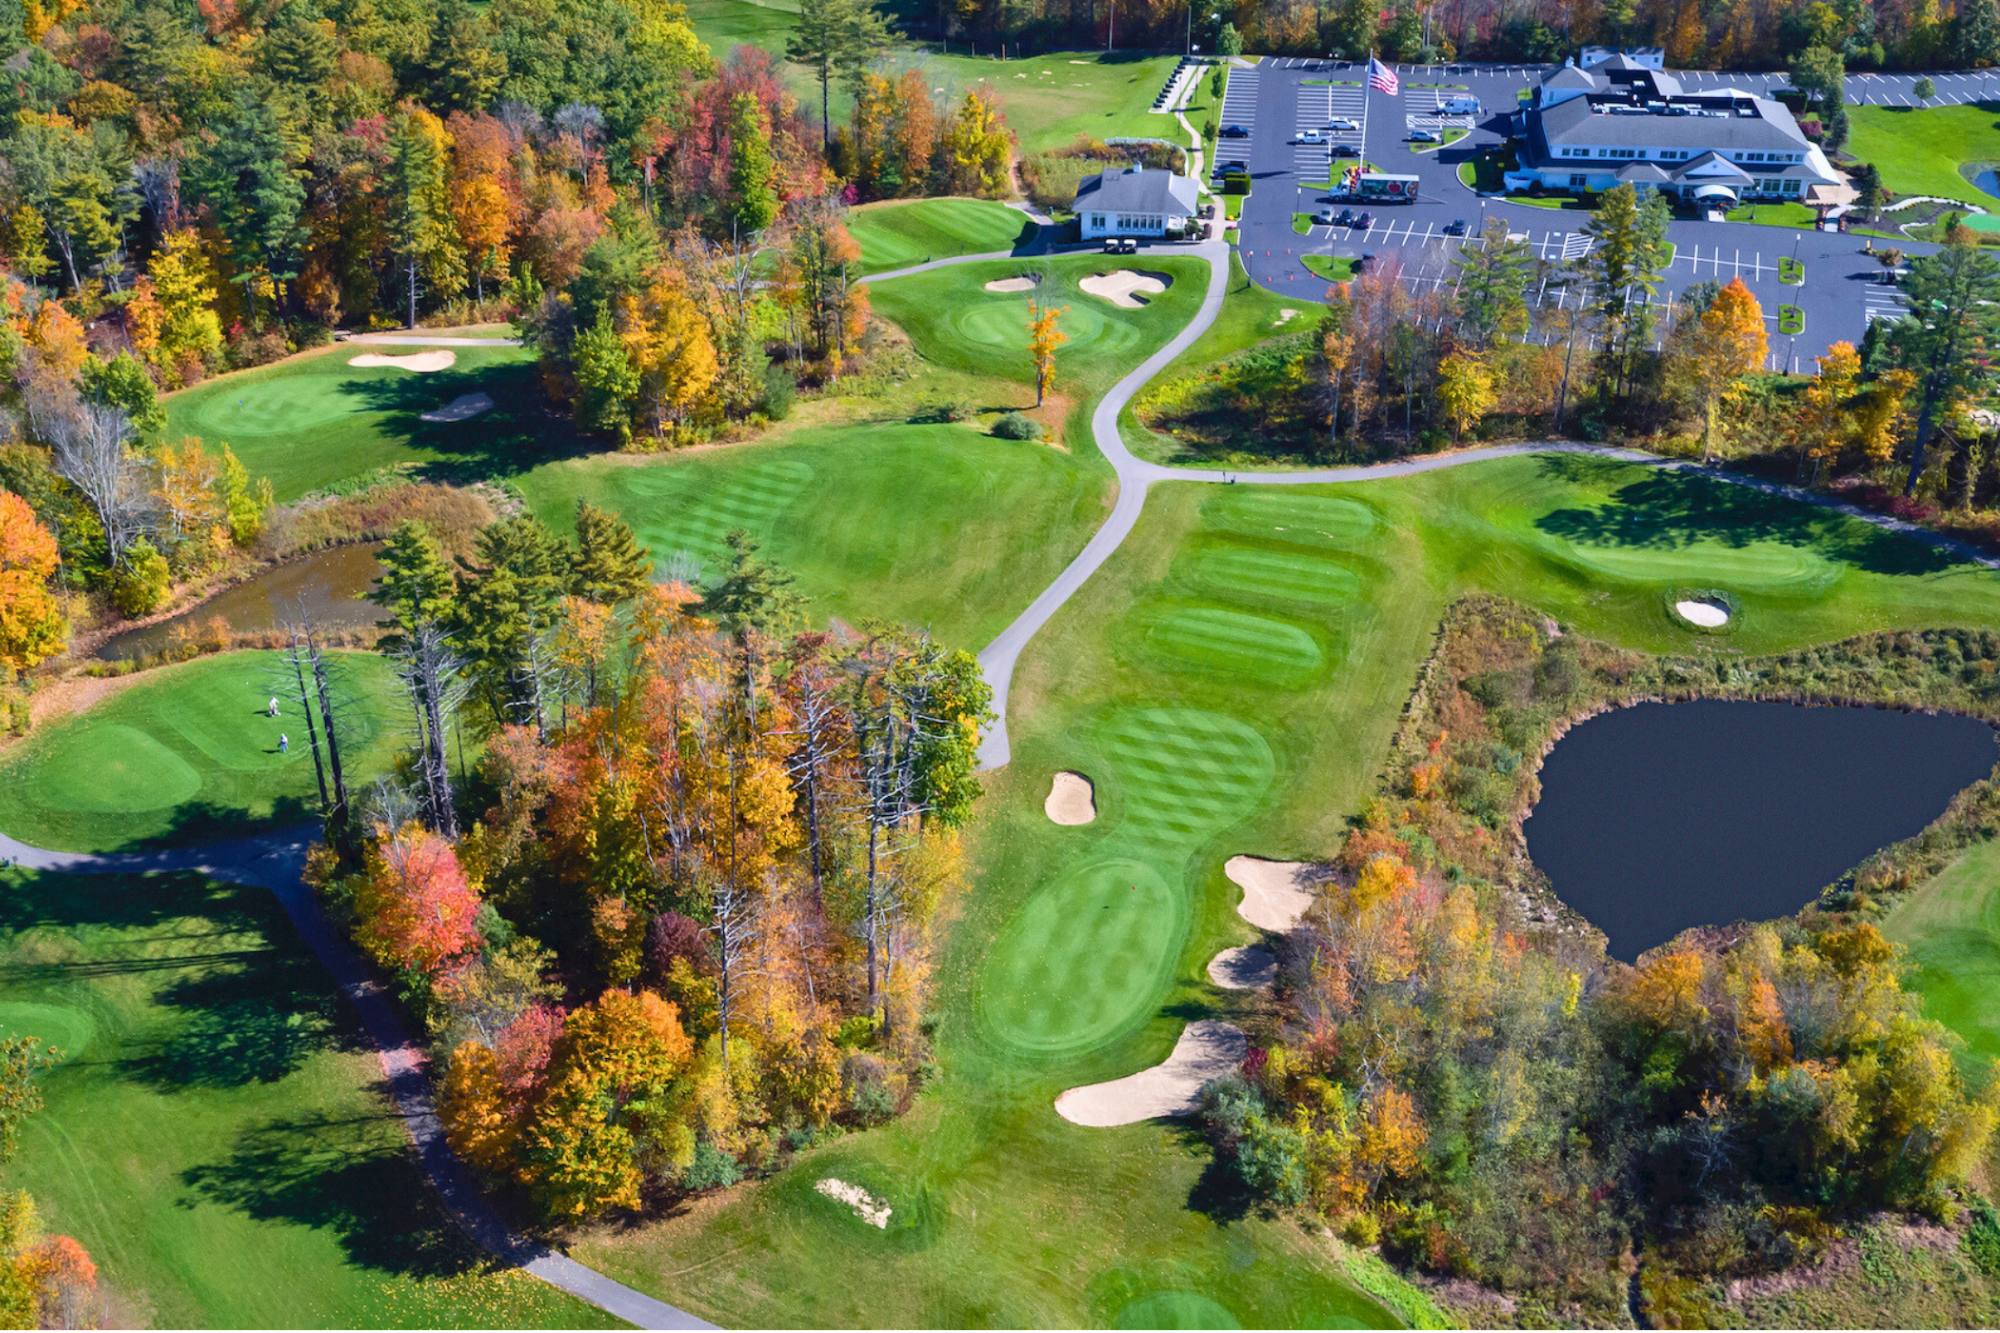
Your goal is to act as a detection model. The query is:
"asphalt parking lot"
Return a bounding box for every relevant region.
[1227,57,1936,363]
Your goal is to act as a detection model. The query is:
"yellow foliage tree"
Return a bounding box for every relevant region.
[1671,276,1768,461]
[1025,297,1067,408]
[0,491,67,671]
[1436,349,1497,441]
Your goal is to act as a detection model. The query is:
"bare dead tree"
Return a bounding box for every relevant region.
[276,629,331,819]
[708,875,759,1072]
[37,392,150,563]
[395,623,468,837]
[779,635,852,903]
[304,624,352,827]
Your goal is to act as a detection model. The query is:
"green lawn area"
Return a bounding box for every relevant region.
[1408,127,1468,152]
[1291,211,1314,234]
[1722,201,1819,228]
[1884,839,2000,1070]
[924,51,1183,156]
[1779,303,1805,335]
[572,447,2000,1327]
[1849,104,2000,212]
[512,253,1207,650]
[1302,253,1359,282]
[162,344,553,503]
[1780,255,1805,285]
[0,651,405,852]
[0,867,618,1329]
[683,0,801,59]
[849,197,1034,275]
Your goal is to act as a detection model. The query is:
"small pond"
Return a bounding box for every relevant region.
[93,541,385,662]
[1975,167,2000,198]
[1524,700,1998,961]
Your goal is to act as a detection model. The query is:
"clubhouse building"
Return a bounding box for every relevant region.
[1073,166,1199,240]
[1506,58,1843,210]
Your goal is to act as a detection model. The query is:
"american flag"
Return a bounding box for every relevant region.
[1367,55,1400,96]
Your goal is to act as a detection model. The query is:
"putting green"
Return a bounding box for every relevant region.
[1137,601,1327,684]
[1114,1291,1243,1329]
[978,857,1183,1056]
[0,1002,94,1060]
[0,651,404,852]
[1178,539,1365,606]
[944,295,1137,374]
[1541,534,1838,594]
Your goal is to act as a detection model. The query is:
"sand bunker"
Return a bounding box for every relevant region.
[420,391,494,423]
[349,350,457,372]
[1045,771,1096,825]
[1675,598,1732,628]
[1207,944,1277,991]
[1080,269,1172,308]
[1276,308,1301,325]
[1055,1020,1248,1127]
[985,275,1041,293]
[1225,856,1317,933]
[814,1178,891,1228]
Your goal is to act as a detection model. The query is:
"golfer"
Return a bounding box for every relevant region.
[278,733,289,754]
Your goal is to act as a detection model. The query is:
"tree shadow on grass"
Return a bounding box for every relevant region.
[180,1109,497,1280]
[1530,454,1965,577]
[336,361,596,488]
[1171,1121,1260,1224]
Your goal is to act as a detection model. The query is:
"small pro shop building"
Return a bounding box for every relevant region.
[1074,166,1199,240]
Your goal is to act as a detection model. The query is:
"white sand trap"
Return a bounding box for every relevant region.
[1675,598,1731,627]
[814,1178,892,1228]
[1055,1020,1249,1127]
[420,391,494,423]
[349,350,458,372]
[1208,944,1277,991]
[1225,856,1316,933]
[1080,269,1172,308]
[1276,308,1301,324]
[1045,771,1096,825]
[984,275,1041,293]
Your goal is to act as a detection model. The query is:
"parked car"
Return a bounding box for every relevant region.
[1293,128,1325,143]
[1330,143,1359,158]
[1220,124,1250,138]
[1354,211,1374,230]
[1313,208,1339,225]
[1409,127,1441,143]
[1354,252,1373,273]
[1325,116,1359,131]
[1333,208,1356,227]
[1443,218,1468,236]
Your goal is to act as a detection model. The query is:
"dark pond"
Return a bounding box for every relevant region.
[93,541,385,662]
[1524,700,1998,961]
[1975,168,2000,198]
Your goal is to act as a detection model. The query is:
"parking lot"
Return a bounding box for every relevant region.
[1225,55,1942,364]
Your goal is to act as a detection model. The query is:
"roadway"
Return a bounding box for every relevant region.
[1225,56,1944,364]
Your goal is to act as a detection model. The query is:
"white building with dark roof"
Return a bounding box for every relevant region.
[1073,166,1199,239]
[1508,62,1842,209]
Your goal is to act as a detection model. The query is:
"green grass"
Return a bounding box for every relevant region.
[1849,104,2000,213]
[0,867,619,1329]
[1302,253,1359,282]
[925,51,1185,156]
[163,344,551,503]
[0,652,405,852]
[1721,200,1819,228]
[1779,255,1805,285]
[849,197,1035,275]
[1291,211,1315,234]
[1779,303,1805,335]
[1407,127,1467,152]
[682,0,801,60]
[1884,838,2000,1069]
[572,442,2000,1327]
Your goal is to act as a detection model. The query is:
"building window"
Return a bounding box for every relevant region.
[1569,173,1588,187]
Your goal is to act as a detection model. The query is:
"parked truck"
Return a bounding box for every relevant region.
[1335,171,1420,203]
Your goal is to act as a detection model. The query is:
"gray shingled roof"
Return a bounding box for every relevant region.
[1541,65,1598,91]
[1073,167,1198,216]
[1534,93,1812,154]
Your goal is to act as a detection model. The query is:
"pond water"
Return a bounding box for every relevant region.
[1975,168,2000,198]
[1524,700,1998,961]
[93,541,385,662]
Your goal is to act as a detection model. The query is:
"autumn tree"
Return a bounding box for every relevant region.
[353,823,485,976]
[1879,231,2000,493]
[0,492,67,672]
[1667,276,1769,461]
[387,105,468,325]
[941,88,1014,198]
[1436,350,1497,441]
[1025,296,1067,408]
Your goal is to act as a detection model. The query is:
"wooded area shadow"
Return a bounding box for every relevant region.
[338,361,594,486]
[180,1109,499,1279]
[1531,455,1964,577]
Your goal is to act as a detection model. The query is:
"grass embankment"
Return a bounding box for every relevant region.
[0,867,619,1329]
[1885,837,2000,1069]
[575,450,2000,1326]
[849,197,1034,275]
[1849,103,2000,212]
[513,253,1205,650]
[1723,201,1820,228]
[164,344,547,503]
[0,651,404,853]
[1302,253,1359,281]
[930,51,1184,155]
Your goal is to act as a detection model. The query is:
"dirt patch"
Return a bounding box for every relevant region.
[1207,944,1276,990]
[814,1177,891,1228]
[349,350,457,372]
[1079,269,1173,308]
[420,391,494,423]
[984,275,1040,293]
[1225,855,1318,932]
[1045,770,1096,825]
[1054,1020,1248,1127]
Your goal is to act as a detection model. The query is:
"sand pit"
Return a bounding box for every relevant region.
[814,1178,892,1228]
[1044,771,1096,825]
[1055,1020,1248,1127]
[1276,308,1301,325]
[1674,598,1732,628]
[985,275,1041,293]
[1080,269,1172,309]
[1207,944,1277,991]
[420,391,494,423]
[349,350,458,372]
[1225,856,1317,933]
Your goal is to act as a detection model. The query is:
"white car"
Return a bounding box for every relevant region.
[1325,116,1360,131]
[1292,128,1325,144]
[1409,128,1441,143]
